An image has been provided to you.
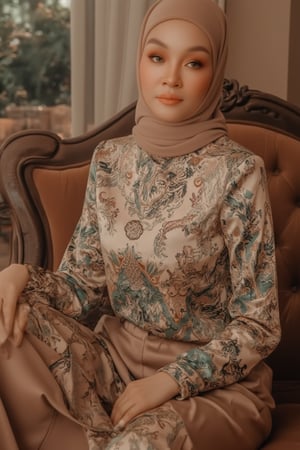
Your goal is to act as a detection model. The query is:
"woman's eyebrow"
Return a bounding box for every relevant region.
[146,38,168,48]
[146,38,209,54]
[188,45,210,54]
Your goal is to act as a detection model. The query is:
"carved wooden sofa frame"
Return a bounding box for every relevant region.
[1,79,300,449]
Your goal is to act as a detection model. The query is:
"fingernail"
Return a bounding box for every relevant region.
[114,419,125,431]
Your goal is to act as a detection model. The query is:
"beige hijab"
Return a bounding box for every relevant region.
[133,0,228,158]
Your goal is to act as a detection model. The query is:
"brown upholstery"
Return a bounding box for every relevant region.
[1,79,300,448]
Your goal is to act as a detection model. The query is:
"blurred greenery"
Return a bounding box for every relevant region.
[0,0,70,117]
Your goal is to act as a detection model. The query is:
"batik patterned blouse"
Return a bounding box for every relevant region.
[25,135,281,400]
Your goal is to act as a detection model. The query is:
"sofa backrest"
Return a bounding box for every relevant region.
[227,123,300,399]
[1,79,300,397]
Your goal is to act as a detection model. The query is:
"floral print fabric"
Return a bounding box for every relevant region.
[22,300,190,449]
[24,135,280,402]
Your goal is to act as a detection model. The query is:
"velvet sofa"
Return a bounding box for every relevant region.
[1,79,300,449]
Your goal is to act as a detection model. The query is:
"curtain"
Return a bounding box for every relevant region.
[70,0,226,136]
[70,0,153,135]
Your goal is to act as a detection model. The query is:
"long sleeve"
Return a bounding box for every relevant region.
[22,150,112,329]
[20,135,281,397]
[159,153,281,399]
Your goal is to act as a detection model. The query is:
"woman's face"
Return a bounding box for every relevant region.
[139,19,213,123]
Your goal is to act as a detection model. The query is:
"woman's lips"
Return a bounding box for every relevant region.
[156,95,183,105]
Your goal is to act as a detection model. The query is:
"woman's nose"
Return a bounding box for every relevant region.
[162,66,182,88]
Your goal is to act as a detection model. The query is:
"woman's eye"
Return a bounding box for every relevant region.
[187,60,203,69]
[150,55,163,63]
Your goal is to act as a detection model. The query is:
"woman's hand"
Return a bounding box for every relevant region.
[111,371,179,430]
[0,264,30,349]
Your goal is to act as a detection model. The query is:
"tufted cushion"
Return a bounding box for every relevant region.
[228,124,300,402]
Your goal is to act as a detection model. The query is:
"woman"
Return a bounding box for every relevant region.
[0,0,281,449]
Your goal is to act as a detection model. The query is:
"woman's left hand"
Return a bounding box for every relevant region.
[111,371,179,429]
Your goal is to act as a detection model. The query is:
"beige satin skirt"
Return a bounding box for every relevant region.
[0,303,274,450]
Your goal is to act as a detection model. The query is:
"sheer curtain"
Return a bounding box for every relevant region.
[71,0,153,135]
[71,0,226,136]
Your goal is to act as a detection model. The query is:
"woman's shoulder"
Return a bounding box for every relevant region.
[94,134,136,154]
[207,136,264,166]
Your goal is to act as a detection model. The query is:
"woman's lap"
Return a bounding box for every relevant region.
[100,314,274,449]
[0,303,274,449]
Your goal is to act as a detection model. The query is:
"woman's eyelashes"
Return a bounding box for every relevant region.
[149,54,164,63]
[147,53,205,69]
[186,60,204,69]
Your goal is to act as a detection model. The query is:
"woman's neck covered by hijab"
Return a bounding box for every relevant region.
[133,0,228,158]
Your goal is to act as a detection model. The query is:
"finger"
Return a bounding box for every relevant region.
[113,418,126,431]
[115,401,144,430]
[1,289,17,336]
[112,397,142,429]
[11,303,30,347]
[0,297,9,345]
[116,408,135,429]
[111,394,133,427]
[0,300,10,358]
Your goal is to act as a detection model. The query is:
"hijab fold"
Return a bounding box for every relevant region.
[133,0,228,158]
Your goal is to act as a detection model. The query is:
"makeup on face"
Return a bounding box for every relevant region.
[139,19,213,123]
[133,0,228,158]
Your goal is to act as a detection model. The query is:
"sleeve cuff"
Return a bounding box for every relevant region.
[159,364,200,400]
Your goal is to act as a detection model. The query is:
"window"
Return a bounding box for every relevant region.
[0,0,71,141]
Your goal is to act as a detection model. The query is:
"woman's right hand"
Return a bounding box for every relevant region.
[0,264,30,349]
